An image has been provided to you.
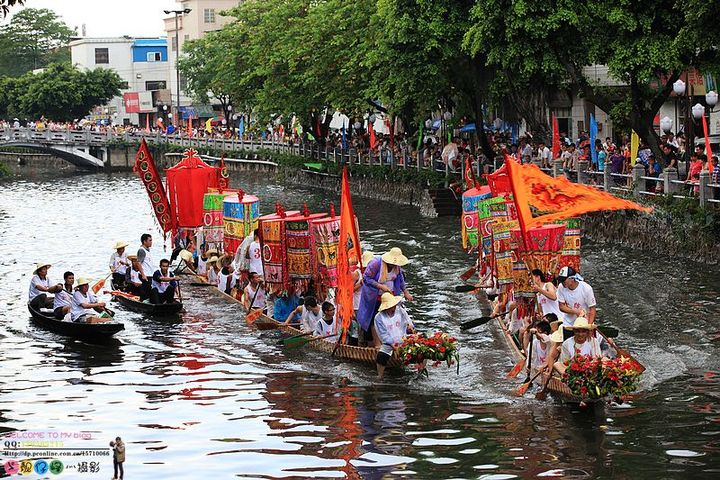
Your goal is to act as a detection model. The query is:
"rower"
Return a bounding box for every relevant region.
[29,262,62,309]
[556,266,596,331]
[126,255,147,299]
[109,240,130,287]
[206,256,220,286]
[314,301,339,342]
[178,249,197,274]
[284,296,321,331]
[555,317,601,374]
[273,281,301,324]
[243,272,266,312]
[71,277,109,324]
[217,255,236,295]
[248,229,263,278]
[150,259,178,304]
[374,292,415,379]
[136,233,155,296]
[52,271,75,320]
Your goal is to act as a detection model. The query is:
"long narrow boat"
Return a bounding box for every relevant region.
[27,303,125,340]
[496,315,642,403]
[109,282,184,317]
[185,273,402,369]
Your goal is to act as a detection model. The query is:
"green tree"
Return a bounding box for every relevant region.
[0,8,75,76]
[0,0,23,17]
[1,63,126,121]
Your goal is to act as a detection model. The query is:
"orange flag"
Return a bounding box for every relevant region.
[369,122,376,150]
[335,167,361,342]
[702,115,713,172]
[187,116,193,137]
[503,155,652,231]
[552,115,561,160]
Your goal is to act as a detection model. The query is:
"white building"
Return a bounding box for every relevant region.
[70,36,171,126]
[163,0,241,122]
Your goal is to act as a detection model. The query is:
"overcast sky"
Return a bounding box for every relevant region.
[1,0,180,37]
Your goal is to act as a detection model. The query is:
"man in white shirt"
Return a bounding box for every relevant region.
[150,259,178,304]
[314,301,339,342]
[126,255,147,299]
[248,229,263,276]
[71,277,109,324]
[374,292,415,379]
[109,241,129,287]
[137,233,154,296]
[28,262,62,309]
[538,141,551,168]
[556,266,596,329]
[52,271,75,319]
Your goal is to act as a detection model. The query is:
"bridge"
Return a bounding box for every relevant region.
[0,128,301,170]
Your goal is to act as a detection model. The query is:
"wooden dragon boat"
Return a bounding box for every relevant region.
[185,272,402,369]
[496,315,642,403]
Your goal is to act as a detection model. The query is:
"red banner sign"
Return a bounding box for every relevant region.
[134,139,174,234]
[123,92,140,113]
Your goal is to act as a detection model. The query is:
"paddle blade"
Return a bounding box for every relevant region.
[284,334,315,349]
[597,325,619,338]
[91,279,105,294]
[460,316,492,331]
[459,266,477,281]
[515,382,531,397]
[245,309,262,324]
[507,358,525,378]
[455,285,478,293]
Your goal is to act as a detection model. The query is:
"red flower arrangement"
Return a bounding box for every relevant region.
[563,355,642,400]
[396,332,460,376]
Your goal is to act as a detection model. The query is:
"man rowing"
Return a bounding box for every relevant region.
[556,266,596,330]
[29,262,62,309]
[109,241,130,287]
[71,277,109,324]
[374,292,415,379]
[243,272,266,312]
[150,259,178,304]
[52,271,75,320]
[555,317,602,374]
[314,301,339,342]
[126,255,147,299]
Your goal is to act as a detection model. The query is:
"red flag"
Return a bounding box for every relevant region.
[702,115,713,172]
[335,167,361,343]
[503,154,651,232]
[369,122,376,150]
[218,154,229,191]
[485,163,511,196]
[134,138,174,233]
[187,116,193,137]
[464,156,480,190]
[552,115,561,160]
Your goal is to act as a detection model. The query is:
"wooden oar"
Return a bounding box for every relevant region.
[455,285,479,293]
[175,278,183,302]
[513,334,533,381]
[535,370,555,400]
[459,265,477,281]
[507,356,526,378]
[104,289,140,301]
[515,368,545,397]
[244,284,262,324]
[460,311,508,331]
[92,273,112,294]
[597,325,619,338]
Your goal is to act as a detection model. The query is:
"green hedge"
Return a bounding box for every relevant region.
[0,161,10,177]
[650,194,720,243]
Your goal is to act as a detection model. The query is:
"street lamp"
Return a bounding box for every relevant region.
[660,116,673,134]
[164,8,192,123]
[706,90,718,113]
[692,103,705,120]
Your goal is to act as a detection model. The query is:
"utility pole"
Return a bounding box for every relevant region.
[164,8,191,125]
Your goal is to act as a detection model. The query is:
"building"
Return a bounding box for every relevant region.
[69,36,171,126]
[163,0,241,122]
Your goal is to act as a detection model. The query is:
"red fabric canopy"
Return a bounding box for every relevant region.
[166,148,220,229]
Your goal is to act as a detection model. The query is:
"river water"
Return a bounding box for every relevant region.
[1,171,719,479]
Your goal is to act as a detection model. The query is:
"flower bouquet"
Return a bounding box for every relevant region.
[396,332,459,376]
[563,355,641,401]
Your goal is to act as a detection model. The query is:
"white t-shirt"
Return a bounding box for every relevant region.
[301,307,322,332]
[71,290,98,321]
[560,336,601,364]
[53,287,73,310]
[557,281,596,327]
[352,270,362,311]
[110,251,128,275]
[29,274,51,301]
[207,268,219,286]
[129,268,142,285]
[374,305,413,354]
[537,283,562,319]
[530,339,549,370]
[314,317,339,342]
[245,283,266,310]
[540,146,551,162]
[197,256,207,275]
[138,246,154,278]
[248,241,263,275]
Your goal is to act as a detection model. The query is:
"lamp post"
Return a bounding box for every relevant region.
[164,8,191,124]
[673,78,693,174]
[660,116,673,135]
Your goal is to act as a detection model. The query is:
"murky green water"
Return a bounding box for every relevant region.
[1,171,719,479]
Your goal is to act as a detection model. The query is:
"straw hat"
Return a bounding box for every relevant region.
[361,251,374,268]
[378,292,403,312]
[549,326,564,343]
[34,262,51,273]
[74,277,91,288]
[179,249,194,263]
[207,256,219,265]
[566,317,596,331]
[381,247,409,267]
[205,249,219,258]
[114,240,129,249]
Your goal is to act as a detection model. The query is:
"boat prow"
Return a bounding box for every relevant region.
[27,303,125,341]
[109,282,184,317]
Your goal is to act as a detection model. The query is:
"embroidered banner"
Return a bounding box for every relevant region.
[134,138,173,233]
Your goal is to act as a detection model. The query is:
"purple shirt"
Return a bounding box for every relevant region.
[609,153,625,174]
[356,256,406,331]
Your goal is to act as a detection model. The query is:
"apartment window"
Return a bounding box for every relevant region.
[204,8,215,23]
[171,36,177,52]
[145,81,167,91]
[146,52,162,62]
[184,34,190,42]
[94,48,109,64]
[179,73,188,92]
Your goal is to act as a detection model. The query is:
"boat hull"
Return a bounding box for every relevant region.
[110,282,183,317]
[27,304,124,340]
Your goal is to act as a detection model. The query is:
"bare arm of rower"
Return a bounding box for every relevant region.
[559,302,583,317]
[284,306,302,325]
[586,305,597,324]
[533,280,557,300]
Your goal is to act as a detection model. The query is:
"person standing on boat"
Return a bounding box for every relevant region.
[314,301,339,342]
[248,229,263,276]
[29,262,62,309]
[556,317,601,374]
[556,266,596,329]
[357,247,413,347]
[109,241,130,287]
[52,271,75,320]
[150,259,178,304]
[136,233,155,296]
[531,269,561,319]
[70,277,109,324]
[284,296,321,331]
[374,293,415,379]
[243,272,267,312]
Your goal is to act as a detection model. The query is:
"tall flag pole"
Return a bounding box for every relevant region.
[551,115,561,160]
[589,113,598,165]
[702,114,713,171]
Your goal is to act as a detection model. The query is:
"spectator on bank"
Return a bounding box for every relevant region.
[646,154,662,192]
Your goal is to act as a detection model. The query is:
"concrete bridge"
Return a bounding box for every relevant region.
[0,128,302,170]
